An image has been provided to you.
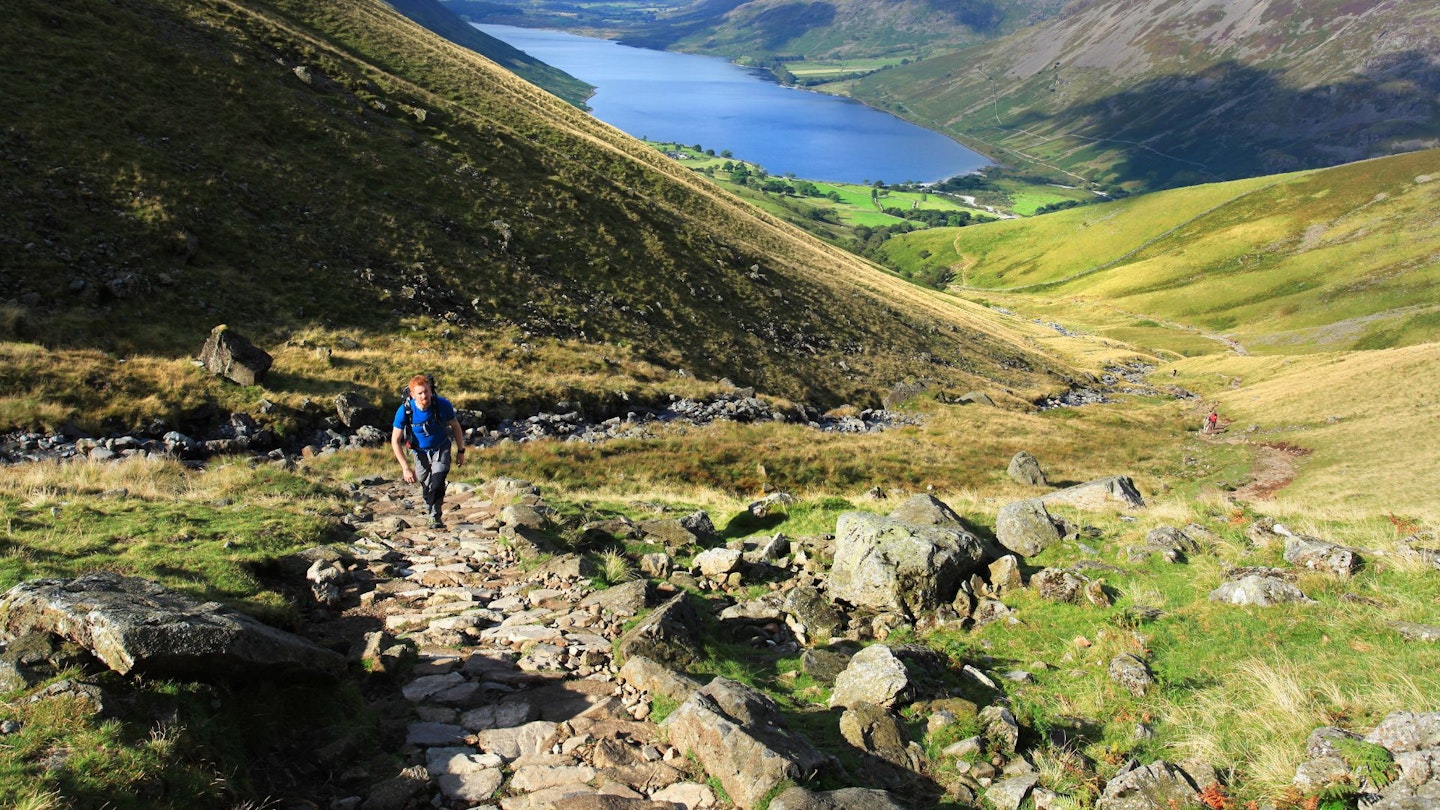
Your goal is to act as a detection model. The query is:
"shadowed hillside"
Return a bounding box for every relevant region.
[453,0,1065,60]
[853,0,1440,190]
[387,0,592,106]
[0,0,1078,427]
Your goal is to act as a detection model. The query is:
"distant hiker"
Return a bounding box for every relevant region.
[391,374,465,528]
[1205,408,1219,434]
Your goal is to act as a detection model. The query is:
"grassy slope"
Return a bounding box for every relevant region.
[386,0,593,106]
[849,0,1440,190]
[874,148,1440,518]
[1178,345,1440,520]
[880,150,1440,355]
[0,0,1079,433]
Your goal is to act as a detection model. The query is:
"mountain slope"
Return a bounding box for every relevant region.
[852,0,1440,190]
[386,0,592,106]
[627,0,1065,58]
[877,148,1440,355]
[0,0,1074,417]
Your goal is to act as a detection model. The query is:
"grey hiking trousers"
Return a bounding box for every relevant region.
[412,446,453,522]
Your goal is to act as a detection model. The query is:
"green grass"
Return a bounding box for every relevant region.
[0,672,379,809]
[0,457,382,808]
[0,457,343,623]
[877,150,1440,353]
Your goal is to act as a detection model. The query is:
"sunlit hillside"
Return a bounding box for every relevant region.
[874,148,1440,517]
[882,149,1440,357]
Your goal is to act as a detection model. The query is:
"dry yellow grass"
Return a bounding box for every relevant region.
[1176,344,1440,520]
[1168,657,1439,793]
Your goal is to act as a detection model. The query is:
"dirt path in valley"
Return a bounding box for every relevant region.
[1202,432,1310,501]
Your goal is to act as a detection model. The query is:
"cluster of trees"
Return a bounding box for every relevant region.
[882,207,977,227]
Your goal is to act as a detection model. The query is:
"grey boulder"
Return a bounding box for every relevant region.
[0,572,344,681]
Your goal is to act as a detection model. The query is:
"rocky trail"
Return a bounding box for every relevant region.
[6,466,1439,810]
[306,476,720,810]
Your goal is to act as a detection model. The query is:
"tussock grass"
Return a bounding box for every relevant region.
[448,396,1186,507]
[1168,658,1438,795]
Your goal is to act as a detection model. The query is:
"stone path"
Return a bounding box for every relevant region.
[325,477,715,810]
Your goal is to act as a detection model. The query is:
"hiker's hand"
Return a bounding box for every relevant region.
[402,468,416,484]
[454,448,465,467]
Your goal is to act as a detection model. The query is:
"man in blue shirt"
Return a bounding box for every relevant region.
[390,374,466,528]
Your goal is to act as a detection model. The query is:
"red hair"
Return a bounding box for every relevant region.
[408,374,431,393]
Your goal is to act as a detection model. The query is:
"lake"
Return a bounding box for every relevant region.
[475,24,989,185]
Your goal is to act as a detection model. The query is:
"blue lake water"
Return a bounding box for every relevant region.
[476,24,989,184]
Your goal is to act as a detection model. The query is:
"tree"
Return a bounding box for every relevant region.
[721,149,733,158]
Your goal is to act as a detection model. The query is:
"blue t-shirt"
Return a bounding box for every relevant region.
[394,396,455,451]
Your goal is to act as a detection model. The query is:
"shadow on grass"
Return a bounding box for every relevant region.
[720,509,786,540]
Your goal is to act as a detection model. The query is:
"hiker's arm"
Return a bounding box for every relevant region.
[391,427,415,483]
[449,418,466,466]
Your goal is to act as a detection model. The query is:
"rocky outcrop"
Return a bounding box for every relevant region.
[0,572,344,681]
[1040,476,1145,510]
[1209,574,1316,607]
[829,510,987,618]
[615,593,703,668]
[1283,535,1362,576]
[1127,525,1203,563]
[768,786,910,809]
[663,678,832,809]
[995,499,1064,557]
[334,392,380,428]
[1096,760,1198,810]
[199,324,273,386]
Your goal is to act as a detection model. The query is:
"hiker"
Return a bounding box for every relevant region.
[1205,408,1219,434]
[391,374,466,528]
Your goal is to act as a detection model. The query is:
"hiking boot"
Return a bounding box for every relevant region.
[429,515,445,529]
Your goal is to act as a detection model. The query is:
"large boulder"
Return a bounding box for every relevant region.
[829,512,987,618]
[1007,451,1048,486]
[829,644,910,709]
[663,678,832,809]
[0,573,344,681]
[1040,476,1145,511]
[995,499,1064,557]
[886,494,967,528]
[199,324,272,386]
[618,655,703,706]
[1209,575,1316,607]
[334,392,380,428]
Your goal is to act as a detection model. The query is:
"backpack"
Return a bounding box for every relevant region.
[400,374,437,450]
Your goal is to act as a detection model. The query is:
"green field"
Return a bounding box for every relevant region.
[646,141,999,234]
